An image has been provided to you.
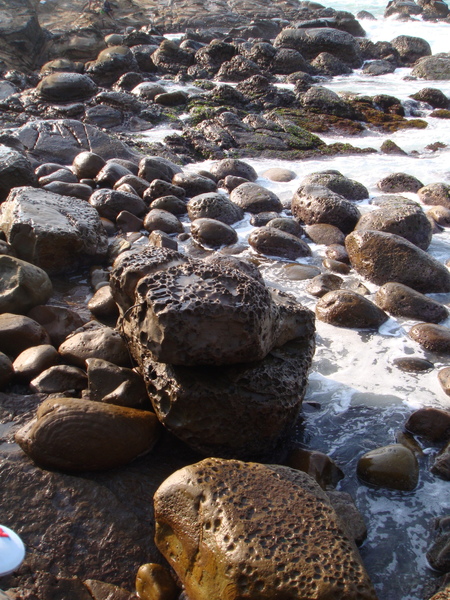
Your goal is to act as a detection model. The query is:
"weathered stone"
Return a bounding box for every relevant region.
[326,490,368,546]
[345,230,450,292]
[0,0,45,71]
[0,146,37,203]
[0,187,108,275]
[13,119,140,164]
[88,285,119,321]
[143,208,184,235]
[96,161,134,188]
[427,516,450,572]
[90,189,147,222]
[306,273,342,297]
[283,263,321,281]
[144,179,186,202]
[230,182,282,214]
[410,87,449,108]
[266,217,303,237]
[191,218,238,248]
[393,357,434,372]
[391,35,432,65]
[248,226,311,259]
[154,459,377,600]
[357,444,419,491]
[409,323,450,353]
[418,182,450,209]
[138,156,182,184]
[377,172,424,193]
[72,151,106,180]
[15,397,160,472]
[428,205,450,226]
[375,282,448,322]
[355,197,432,249]
[300,171,368,201]
[37,73,98,102]
[412,55,450,80]
[0,351,13,388]
[187,192,243,225]
[316,289,388,329]
[209,158,258,182]
[292,185,360,234]
[286,447,344,489]
[86,46,139,86]
[305,223,345,245]
[27,305,85,347]
[13,344,59,381]
[172,173,218,197]
[149,196,187,216]
[432,442,450,480]
[86,358,149,409]
[0,313,50,358]
[112,248,314,367]
[30,364,88,394]
[59,322,130,368]
[274,27,362,67]
[405,407,450,442]
[439,367,450,396]
[135,564,178,600]
[0,255,53,314]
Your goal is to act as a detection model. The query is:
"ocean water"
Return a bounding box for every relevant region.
[143,9,450,599]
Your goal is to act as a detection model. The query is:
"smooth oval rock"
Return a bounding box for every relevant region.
[37,73,98,102]
[230,182,282,214]
[13,344,59,381]
[143,209,184,234]
[345,230,450,292]
[405,407,450,443]
[375,282,448,323]
[248,226,311,260]
[316,289,388,329]
[58,323,130,367]
[30,364,88,393]
[209,158,257,182]
[0,313,50,358]
[190,218,238,248]
[409,323,450,353]
[135,564,178,600]
[15,397,160,472]
[357,444,419,491]
[0,255,53,314]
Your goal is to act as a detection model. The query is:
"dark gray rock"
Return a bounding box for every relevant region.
[37,73,98,102]
[375,282,448,322]
[190,217,238,248]
[230,182,282,213]
[0,146,37,202]
[316,289,388,328]
[248,226,311,260]
[187,192,244,225]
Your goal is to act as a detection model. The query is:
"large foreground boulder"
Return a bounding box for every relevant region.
[345,230,450,292]
[154,458,378,600]
[0,187,108,274]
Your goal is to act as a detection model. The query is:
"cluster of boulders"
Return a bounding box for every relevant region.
[1,0,450,597]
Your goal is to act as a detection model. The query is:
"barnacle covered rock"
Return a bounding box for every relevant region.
[15,397,160,472]
[154,458,378,600]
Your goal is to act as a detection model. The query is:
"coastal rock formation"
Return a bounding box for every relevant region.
[345,230,450,292]
[154,458,378,600]
[0,187,108,274]
[0,255,53,314]
[0,0,46,71]
[15,397,161,472]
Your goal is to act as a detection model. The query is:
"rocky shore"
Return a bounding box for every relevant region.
[1,0,450,598]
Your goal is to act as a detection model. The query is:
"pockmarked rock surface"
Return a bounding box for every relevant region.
[154,458,378,600]
[0,187,108,274]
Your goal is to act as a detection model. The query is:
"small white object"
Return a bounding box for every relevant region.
[0,525,25,576]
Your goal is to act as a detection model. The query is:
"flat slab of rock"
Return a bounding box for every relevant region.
[154,458,378,600]
[0,187,108,275]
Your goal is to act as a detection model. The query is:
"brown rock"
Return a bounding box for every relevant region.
[86,358,149,409]
[248,226,311,260]
[405,407,450,443]
[377,172,424,193]
[30,365,88,394]
[27,305,86,347]
[58,322,130,368]
[0,352,13,388]
[316,290,388,329]
[409,323,450,353]
[13,344,59,381]
[432,441,450,480]
[88,285,120,321]
[357,444,419,491]
[190,218,238,248]
[15,397,160,472]
[154,458,378,600]
[135,564,178,600]
[375,282,448,323]
[305,223,345,245]
[345,230,450,293]
[418,182,450,209]
[306,273,343,297]
[0,313,50,358]
[230,182,282,214]
[439,367,450,396]
[286,447,344,489]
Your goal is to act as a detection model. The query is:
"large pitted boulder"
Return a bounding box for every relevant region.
[0,187,108,274]
[111,248,315,458]
[37,73,98,102]
[111,247,313,366]
[15,397,160,472]
[0,255,52,314]
[355,197,432,250]
[209,158,258,182]
[345,230,450,292]
[12,120,140,164]
[187,192,244,225]
[377,172,423,193]
[292,185,361,234]
[0,146,37,202]
[418,182,450,208]
[274,27,362,68]
[154,459,378,600]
